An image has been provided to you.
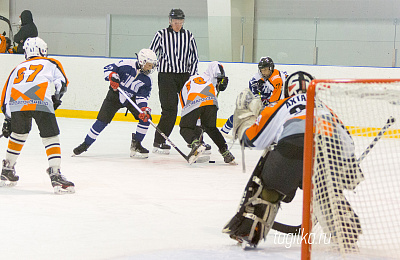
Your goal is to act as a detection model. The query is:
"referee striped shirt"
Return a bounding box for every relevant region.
[149,26,199,75]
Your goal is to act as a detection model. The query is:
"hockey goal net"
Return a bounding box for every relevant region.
[302,79,400,260]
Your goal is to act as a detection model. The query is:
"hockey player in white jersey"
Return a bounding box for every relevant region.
[223,71,362,249]
[0,37,74,194]
[73,49,157,158]
[222,71,312,247]
[179,61,235,164]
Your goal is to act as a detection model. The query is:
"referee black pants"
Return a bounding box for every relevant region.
[154,72,190,144]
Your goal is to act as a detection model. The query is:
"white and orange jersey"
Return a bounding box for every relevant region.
[242,93,307,149]
[1,57,68,118]
[249,69,287,105]
[179,74,218,117]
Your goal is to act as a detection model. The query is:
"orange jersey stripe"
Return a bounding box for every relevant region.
[245,98,288,140]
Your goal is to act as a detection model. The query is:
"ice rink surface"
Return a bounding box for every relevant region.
[0,116,303,260]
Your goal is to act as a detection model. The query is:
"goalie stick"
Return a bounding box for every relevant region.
[357,116,396,163]
[272,222,301,235]
[117,87,207,164]
[275,116,396,235]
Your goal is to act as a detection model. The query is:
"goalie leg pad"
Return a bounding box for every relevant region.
[224,196,280,247]
[314,190,362,253]
[222,174,281,247]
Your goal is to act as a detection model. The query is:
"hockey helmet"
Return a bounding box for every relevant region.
[137,48,158,75]
[23,37,48,60]
[169,9,185,20]
[284,71,314,98]
[258,56,274,80]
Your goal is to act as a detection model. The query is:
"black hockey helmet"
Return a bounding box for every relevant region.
[216,64,229,92]
[258,57,274,72]
[284,71,314,98]
[258,57,274,79]
[169,9,185,20]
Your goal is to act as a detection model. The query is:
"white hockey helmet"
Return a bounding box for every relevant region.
[137,49,158,75]
[23,37,48,60]
[284,71,314,98]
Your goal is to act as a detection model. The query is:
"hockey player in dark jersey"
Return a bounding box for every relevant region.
[220,57,287,138]
[73,49,158,158]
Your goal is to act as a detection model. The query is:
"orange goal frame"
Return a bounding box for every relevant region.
[301,78,400,260]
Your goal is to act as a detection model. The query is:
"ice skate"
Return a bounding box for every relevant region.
[47,167,75,194]
[73,142,90,156]
[152,142,171,154]
[188,142,211,154]
[0,160,19,187]
[220,148,237,165]
[130,134,149,159]
[187,139,206,164]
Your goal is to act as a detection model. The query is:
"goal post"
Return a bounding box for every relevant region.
[301,79,400,259]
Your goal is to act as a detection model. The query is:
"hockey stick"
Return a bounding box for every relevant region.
[0,15,14,42]
[272,222,301,235]
[117,87,195,163]
[274,116,396,235]
[357,116,395,163]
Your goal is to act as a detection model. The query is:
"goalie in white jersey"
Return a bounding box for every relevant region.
[0,37,74,194]
[223,71,363,249]
[179,61,235,164]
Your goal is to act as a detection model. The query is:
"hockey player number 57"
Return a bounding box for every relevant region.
[13,64,44,84]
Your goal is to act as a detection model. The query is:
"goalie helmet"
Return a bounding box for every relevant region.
[258,57,274,80]
[169,9,185,20]
[284,71,314,98]
[23,37,48,60]
[137,49,158,75]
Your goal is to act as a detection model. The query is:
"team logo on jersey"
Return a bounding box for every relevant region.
[270,74,280,81]
[255,114,262,125]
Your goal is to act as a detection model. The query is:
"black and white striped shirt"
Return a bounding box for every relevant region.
[149,26,199,75]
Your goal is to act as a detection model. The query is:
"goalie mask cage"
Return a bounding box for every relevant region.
[302,79,400,260]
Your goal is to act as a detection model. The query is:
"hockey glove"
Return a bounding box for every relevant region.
[109,72,120,91]
[138,107,151,122]
[2,118,11,138]
[257,79,265,93]
[52,95,62,110]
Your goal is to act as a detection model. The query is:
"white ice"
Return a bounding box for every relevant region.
[0,117,303,260]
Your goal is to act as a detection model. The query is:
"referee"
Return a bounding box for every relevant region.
[149,8,199,154]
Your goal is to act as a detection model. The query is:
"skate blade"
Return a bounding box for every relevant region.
[0,180,17,187]
[241,241,257,250]
[203,150,212,155]
[130,152,149,159]
[188,145,206,165]
[152,148,170,155]
[54,186,75,194]
[228,160,238,165]
[194,155,211,163]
